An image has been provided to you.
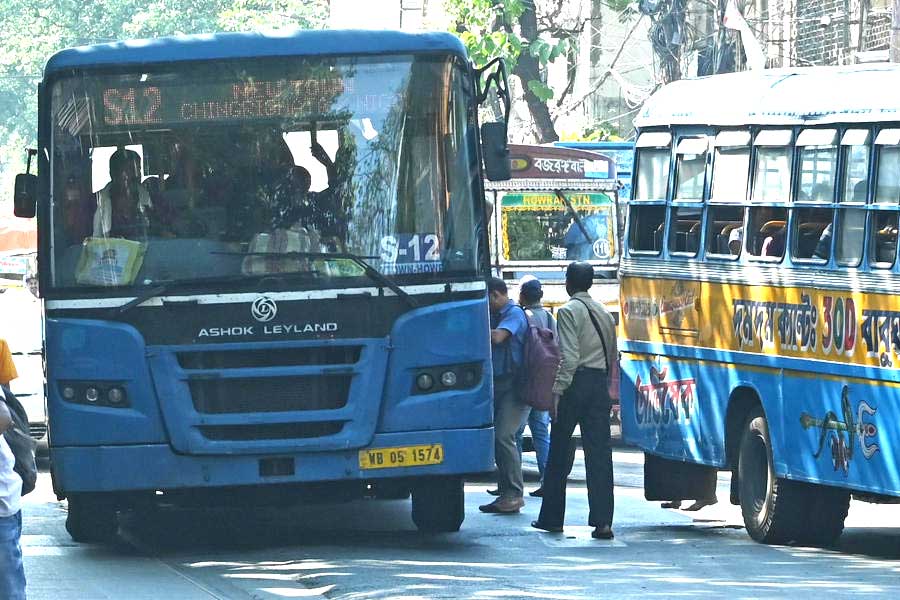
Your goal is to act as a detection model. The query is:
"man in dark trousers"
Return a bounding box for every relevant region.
[531,261,616,539]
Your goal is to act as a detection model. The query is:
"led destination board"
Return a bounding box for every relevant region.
[101,76,399,127]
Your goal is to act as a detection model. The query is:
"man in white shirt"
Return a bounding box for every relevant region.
[0,386,26,599]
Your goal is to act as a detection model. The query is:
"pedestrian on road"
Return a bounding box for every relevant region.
[516,275,554,498]
[480,277,531,514]
[532,261,617,540]
[0,385,26,599]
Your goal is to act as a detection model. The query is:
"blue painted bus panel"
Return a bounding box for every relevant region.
[379,298,493,433]
[47,298,495,491]
[45,318,169,446]
[51,427,495,493]
[621,352,900,498]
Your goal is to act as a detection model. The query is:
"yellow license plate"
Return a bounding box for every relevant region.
[359,444,444,470]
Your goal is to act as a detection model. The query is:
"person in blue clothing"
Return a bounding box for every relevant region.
[480,277,531,514]
[564,212,611,261]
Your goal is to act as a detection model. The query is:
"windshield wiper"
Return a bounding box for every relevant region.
[111,283,170,317]
[235,251,418,308]
[555,189,594,245]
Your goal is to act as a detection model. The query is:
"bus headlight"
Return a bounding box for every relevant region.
[416,373,434,391]
[58,382,130,408]
[412,363,482,395]
[107,387,126,405]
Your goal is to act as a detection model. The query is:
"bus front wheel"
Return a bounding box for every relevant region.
[738,407,804,544]
[66,493,119,543]
[411,476,464,533]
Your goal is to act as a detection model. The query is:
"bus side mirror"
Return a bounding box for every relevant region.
[481,122,510,182]
[14,174,37,219]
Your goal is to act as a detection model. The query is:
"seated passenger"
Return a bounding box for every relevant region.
[728,226,743,255]
[92,148,154,239]
[761,227,785,257]
[269,138,342,240]
[814,223,832,260]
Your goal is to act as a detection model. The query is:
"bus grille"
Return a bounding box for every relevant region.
[30,423,48,440]
[198,421,344,441]
[178,346,361,370]
[189,376,352,414]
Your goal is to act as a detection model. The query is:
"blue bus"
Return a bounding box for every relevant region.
[620,65,900,546]
[13,29,511,541]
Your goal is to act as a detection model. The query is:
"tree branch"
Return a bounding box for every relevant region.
[562,14,645,116]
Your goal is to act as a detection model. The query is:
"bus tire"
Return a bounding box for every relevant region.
[66,493,119,543]
[411,476,464,533]
[738,408,804,544]
[795,483,850,547]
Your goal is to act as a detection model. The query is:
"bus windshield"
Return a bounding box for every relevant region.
[48,54,480,292]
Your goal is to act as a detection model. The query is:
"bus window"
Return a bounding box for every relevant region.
[836,208,865,267]
[667,206,702,256]
[796,129,837,201]
[628,205,666,253]
[674,137,708,201]
[752,130,793,203]
[706,205,744,257]
[875,128,900,203]
[710,130,751,202]
[792,207,832,261]
[841,129,870,203]
[635,132,671,200]
[746,206,787,258]
[869,210,898,267]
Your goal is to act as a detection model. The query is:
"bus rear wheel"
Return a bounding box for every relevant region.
[66,493,119,543]
[411,476,464,533]
[738,407,804,544]
[794,482,850,547]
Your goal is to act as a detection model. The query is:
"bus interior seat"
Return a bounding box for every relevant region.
[654,222,665,251]
[876,226,899,263]
[715,222,742,254]
[753,220,786,255]
[796,222,829,258]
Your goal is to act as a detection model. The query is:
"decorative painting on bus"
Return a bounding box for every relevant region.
[800,385,879,475]
[500,192,616,263]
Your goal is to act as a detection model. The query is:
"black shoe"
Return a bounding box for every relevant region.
[486,488,501,496]
[529,487,544,498]
[591,526,614,540]
[531,520,563,533]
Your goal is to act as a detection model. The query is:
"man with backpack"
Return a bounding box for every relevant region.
[516,275,555,497]
[0,385,27,599]
[532,262,617,540]
[480,277,531,514]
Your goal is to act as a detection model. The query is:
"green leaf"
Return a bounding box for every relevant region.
[527,80,555,102]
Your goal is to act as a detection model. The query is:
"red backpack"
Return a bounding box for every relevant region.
[515,307,561,411]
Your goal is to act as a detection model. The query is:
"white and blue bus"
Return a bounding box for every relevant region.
[13,29,511,541]
[620,65,900,546]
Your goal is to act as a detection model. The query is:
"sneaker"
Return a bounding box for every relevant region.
[479,497,525,514]
[661,500,682,509]
[529,487,544,498]
[591,525,614,540]
[486,488,501,496]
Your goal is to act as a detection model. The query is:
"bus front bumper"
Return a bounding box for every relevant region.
[50,427,495,494]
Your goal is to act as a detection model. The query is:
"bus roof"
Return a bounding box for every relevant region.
[45,29,468,75]
[635,64,900,128]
